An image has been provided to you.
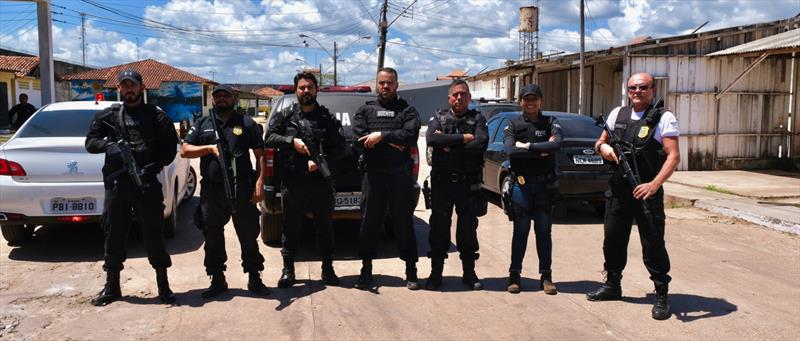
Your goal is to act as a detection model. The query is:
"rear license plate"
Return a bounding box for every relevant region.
[334,193,360,211]
[50,197,97,214]
[573,155,603,165]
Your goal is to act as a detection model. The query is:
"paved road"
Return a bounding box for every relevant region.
[0,133,798,340]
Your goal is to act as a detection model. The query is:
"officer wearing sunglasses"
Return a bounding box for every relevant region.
[587,72,681,320]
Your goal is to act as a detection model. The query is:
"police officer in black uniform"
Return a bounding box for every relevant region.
[424,79,488,291]
[353,67,422,290]
[265,72,345,288]
[586,72,681,320]
[85,69,178,306]
[503,84,562,295]
[180,84,269,298]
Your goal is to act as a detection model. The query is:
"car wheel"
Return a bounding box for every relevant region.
[1,224,34,245]
[260,212,282,246]
[182,166,197,202]
[164,185,178,239]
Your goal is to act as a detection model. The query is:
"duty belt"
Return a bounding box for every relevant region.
[432,172,481,183]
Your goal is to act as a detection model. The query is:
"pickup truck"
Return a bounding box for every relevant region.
[260,92,421,245]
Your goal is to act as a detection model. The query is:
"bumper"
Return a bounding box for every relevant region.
[557,171,612,201]
[0,214,101,226]
[0,177,105,218]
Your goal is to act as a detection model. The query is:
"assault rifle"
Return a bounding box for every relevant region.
[209,109,237,213]
[289,118,335,192]
[104,103,148,192]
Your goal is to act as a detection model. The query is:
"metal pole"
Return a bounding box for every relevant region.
[333,41,338,86]
[37,0,55,105]
[578,0,585,116]
[377,0,388,71]
[80,12,86,66]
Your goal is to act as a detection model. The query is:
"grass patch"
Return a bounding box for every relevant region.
[668,202,687,209]
[704,185,735,195]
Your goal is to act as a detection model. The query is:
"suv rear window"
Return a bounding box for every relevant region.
[17,109,100,138]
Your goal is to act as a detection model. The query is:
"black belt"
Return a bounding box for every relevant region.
[432,172,481,183]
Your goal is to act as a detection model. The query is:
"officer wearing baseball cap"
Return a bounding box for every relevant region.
[502,83,562,295]
[180,84,270,298]
[86,68,179,305]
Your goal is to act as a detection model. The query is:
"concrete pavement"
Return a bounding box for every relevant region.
[664,170,800,235]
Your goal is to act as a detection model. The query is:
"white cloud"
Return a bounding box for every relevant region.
[0,0,796,85]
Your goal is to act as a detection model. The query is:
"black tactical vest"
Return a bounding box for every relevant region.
[508,114,557,182]
[431,109,484,174]
[612,104,665,184]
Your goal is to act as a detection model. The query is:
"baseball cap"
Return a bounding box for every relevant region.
[520,84,543,98]
[212,84,236,95]
[118,69,143,85]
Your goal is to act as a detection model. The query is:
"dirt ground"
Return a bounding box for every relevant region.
[1,137,799,340]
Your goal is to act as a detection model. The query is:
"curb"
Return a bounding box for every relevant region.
[665,193,800,235]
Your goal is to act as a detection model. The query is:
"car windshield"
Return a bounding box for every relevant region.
[547,113,602,137]
[16,109,100,138]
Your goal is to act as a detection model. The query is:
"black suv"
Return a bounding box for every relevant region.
[260,93,422,245]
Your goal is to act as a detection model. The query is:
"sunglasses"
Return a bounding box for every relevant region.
[627,84,651,92]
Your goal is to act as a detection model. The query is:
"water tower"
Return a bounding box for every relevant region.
[519,5,539,61]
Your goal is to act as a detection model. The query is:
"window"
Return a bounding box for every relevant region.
[487,117,508,144]
[17,109,98,138]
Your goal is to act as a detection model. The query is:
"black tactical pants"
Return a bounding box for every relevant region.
[427,178,479,261]
[102,177,171,272]
[200,185,264,276]
[281,176,335,260]
[603,181,671,285]
[359,170,418,262]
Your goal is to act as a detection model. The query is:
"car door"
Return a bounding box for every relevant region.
[482,115,509,193]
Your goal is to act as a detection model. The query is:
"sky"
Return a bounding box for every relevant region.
[0,0,798,86]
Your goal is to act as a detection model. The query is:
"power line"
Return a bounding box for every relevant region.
[387,41,506,60]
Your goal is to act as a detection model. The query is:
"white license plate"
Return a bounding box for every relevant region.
[573,155,603,165]
[334,193,360,211]
[50,197,97,214]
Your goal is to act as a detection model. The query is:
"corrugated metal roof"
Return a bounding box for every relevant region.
[0,55,39,77]
[706,29,800,57]
[61,59,215,89]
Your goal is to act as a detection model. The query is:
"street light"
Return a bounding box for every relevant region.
[299,34,371,86]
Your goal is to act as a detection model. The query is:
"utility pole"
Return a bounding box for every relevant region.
[376,0,388,71]
[37,0,55,105]
[578,0,585,116]
[319,63,323,86]
[333,41,338,86]
[209,71,216,81]
[136,37,140,60]
[80,12,86,66]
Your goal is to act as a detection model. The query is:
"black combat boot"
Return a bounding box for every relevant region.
[354,260,373,290]
[461,258,483,291]
[247,272,270,296]
[155,268,176,304]
[91,271,121,306]
[541,270,557,295]
[425,258,444,291]
[507,271,521,294]
[277,256,296,288]
[652,283,670,320]
[201,272,228,299]
[405,261,420,291]
[321,259,340,286]
[586,271,622,301]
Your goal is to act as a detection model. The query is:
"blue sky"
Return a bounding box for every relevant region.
[1,0,798,85]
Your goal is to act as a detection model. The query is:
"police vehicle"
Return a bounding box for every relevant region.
[0,101,197,244]
[260,92,422,245]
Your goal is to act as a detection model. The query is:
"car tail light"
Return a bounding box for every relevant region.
[264,148,275,177]
[57,216,91,223]
[0,212,25,221]
[0,158,26,176]
[410,146,419,177]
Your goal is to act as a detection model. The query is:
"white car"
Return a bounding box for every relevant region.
[0,101,197,244]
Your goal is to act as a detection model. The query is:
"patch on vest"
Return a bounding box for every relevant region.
[638,126,649,138]
[535,130,547,137]
[376,110,395,118]
[233,126,243,136]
